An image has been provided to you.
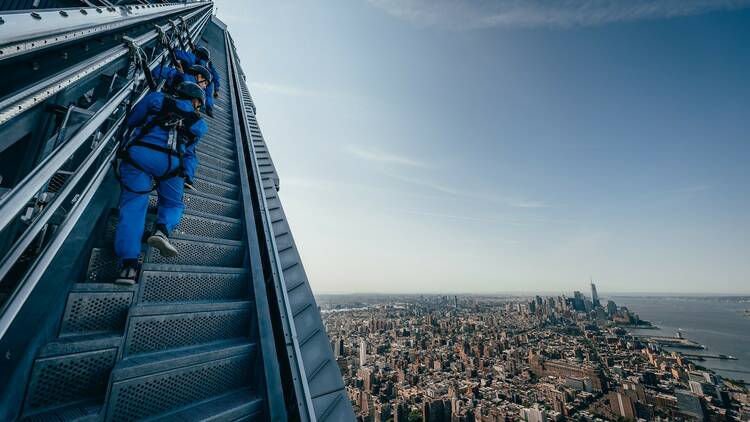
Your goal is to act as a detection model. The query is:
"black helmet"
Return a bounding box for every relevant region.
[187,64,212,83]
[175,81,205,106]
[194,46,210,61]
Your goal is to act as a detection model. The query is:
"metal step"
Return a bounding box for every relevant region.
[121,301,253,357]
[199,137,235,158]
[150,191,241,219]
[105,211,243,244]
[59,284,136,337]
[197,150,237,173]
[21,400,101,422]
[86,248,142,284]
[105,341,256,422]
[138,264,249,304]
[195,164,237,185]
[190,176,239,200]
[22,334,121,417]
[144,235,245,267]
[150,388,264,421]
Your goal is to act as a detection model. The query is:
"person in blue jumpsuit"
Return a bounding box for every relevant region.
[175,46,220,116]
[151,64,212,97]
[114,82,208,285]
[150,64,211,192]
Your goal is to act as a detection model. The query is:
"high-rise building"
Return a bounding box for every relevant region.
[676,389,706,421]
[590,281,600,307]
[360,339,368,366]
[573,291,586,312]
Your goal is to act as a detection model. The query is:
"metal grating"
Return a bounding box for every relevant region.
[195,165,237,185]
[183,194,241,218]
[24,349,117,413]
[145,238,244,267]
[198,143,235,160]
[123,308,251,356]
[86,248,136,284]
[139,270,247,303]
[106,353,252,422]
[197,151,236,173]
[60,292,133,336]
[176,213,242,240]
[189,178,238,200]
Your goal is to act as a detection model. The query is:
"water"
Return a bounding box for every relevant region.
[612,296,750,383]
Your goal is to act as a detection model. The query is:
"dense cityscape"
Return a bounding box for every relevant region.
[319,285,750,421]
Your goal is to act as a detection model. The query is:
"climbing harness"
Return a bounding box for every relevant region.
[113,96,201,195]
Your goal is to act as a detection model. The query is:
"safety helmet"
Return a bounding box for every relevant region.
[187,64,212,83]
[194,46,210,61]
[176,81,206,106]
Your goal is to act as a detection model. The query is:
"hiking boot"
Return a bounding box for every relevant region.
[147,224,178,257]
[115,259,139,285]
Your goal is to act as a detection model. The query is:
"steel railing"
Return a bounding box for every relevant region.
[0,1,209,60]
[0,4,211,125]
[0,4,212,341]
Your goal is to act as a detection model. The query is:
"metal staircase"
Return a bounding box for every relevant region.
[0,3,354,421]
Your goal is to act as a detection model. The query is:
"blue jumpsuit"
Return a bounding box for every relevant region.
[148,67,203,184]
[114,92,207,262]
[175,48,220,110]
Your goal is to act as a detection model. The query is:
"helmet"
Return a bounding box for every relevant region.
[175,81,205,106]
[187,64,212,83]
[194,46,210,61]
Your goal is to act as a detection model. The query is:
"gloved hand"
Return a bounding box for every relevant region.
[213,91,219,99]
[206,107,214,118]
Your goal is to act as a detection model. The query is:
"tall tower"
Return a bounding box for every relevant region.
[591,280,600,308]
[360,339,368,366]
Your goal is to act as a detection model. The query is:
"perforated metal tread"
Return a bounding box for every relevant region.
[121,301,252,357]
[149,388,263,421]
[21,399,101,422]
[147,191,241,219]
[86,248,143,284]
[197,149,235,168]
[23,334,122,417]
[105,346,256,422]
[189,176,239,200]
[198,141,235,160]
[60,285,135,337]
[144,236,245,267]
[195,164,237,185]
[138,265,249,304]
[112,339,255,382]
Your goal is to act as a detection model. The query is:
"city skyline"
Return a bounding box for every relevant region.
[321,290,750,421]
[216,1,750,294]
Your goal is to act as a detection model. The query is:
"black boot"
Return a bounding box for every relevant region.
[147,224,179,257]
[115,259,140,285]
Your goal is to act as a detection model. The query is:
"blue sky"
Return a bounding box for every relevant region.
[214,1,750,294]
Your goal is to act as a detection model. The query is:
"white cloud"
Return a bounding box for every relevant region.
[345,145,428,168]
[367,0,750,29]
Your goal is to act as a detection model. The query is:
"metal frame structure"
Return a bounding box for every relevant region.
[0,2,209,60]
[0,4,211,339]
[0,7,212,418]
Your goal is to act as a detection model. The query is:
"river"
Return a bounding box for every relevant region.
[612,296,750,383]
